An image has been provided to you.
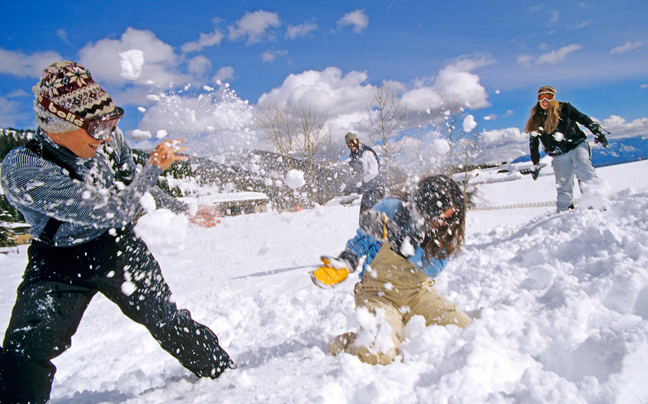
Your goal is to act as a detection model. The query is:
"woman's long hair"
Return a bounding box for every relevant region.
[414,176,466,261]
[524,86,561,134]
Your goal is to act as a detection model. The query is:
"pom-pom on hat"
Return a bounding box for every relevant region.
[33,61,116,133]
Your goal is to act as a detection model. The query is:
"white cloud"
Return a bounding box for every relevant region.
[517,55,534,67]
[257,66,375,116]
[56,29,71,45]
[573,20,592,29]
[480,127,528,146]
[337,10,369,33]
[0,48,63,77]
[228,10,281,44]
[600,115,648,138]
[256,67,378,140]
[0,96,30,128]
[610,41,646,55]
[78,28,189,89]
[550,11,560,23]
[181,30,224,53]
[518,44,582,66]
[261,49,288,63]
[188,55,212,77]
[401,55,493,112]
[537,44,582,65]
[478,127,530,164]
[213,66,234,83]
[286,22,318,39]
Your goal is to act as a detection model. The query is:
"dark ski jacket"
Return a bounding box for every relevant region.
[529,102,598,165]
[1,129,186,246]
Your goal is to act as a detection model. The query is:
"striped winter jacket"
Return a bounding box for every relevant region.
[1,129,186,247]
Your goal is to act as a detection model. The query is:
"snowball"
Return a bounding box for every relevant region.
[131,129,152,141]
[285,169,305,190]
[119,49,145,81]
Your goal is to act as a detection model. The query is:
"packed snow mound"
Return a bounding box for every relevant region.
[438,189,648,403]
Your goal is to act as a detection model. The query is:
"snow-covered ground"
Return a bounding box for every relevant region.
[2,160,648,403]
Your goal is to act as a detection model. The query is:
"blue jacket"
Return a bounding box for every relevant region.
[343,198,447,278]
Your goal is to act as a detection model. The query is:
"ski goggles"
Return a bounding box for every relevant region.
[346,139,360,147]
[538,92,555,102]
[38,95,124,141]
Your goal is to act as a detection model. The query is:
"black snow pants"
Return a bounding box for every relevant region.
[0,227,231,404]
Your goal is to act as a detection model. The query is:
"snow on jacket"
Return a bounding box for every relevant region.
[340,198,447,279]
[529,102,599,165]
[349,144,380,184]
[0,129,187,247]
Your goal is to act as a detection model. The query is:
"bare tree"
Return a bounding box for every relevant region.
[294,106,331,169]
[367,84,406,188]
[255,102,333,205]
[255,103,298,167]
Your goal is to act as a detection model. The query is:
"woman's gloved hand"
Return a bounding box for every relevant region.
[310,256,352,288]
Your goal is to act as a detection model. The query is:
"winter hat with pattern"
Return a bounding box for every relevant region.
[33,61,116,133]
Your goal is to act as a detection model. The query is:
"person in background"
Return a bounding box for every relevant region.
[525,85,609,212]
[344,132,385,214]
[0,61,233,404]
[311,175,471,365]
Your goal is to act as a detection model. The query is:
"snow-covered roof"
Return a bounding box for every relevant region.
[0,222,30,229]
[182,191,269,204]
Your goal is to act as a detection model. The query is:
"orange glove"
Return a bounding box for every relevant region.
[310,256,351,288]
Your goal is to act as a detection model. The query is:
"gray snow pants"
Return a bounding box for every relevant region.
[0,227,231,404]
[552,141,599,212]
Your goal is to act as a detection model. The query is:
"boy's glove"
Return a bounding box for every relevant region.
[531,165,541,180]
[594,132,609,148]
[591,123,609,148]
[310,256,351,288]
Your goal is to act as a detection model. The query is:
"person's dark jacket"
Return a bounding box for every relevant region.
[529,102,599,165]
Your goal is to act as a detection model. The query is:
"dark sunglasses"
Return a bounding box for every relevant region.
[38,95,124,141]
[346,139,359,146]
[538,92,555,102]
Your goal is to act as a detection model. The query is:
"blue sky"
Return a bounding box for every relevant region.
[1,0,647,160]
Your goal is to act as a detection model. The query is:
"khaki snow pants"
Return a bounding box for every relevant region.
[328,244,471,365]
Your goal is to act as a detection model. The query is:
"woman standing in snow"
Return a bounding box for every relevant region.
[525,85,609,212]
[0,61,232,404]
[311,175,471,365]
